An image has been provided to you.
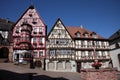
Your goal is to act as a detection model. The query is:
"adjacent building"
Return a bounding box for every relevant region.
[109,29,120,71]
[0,18,14,62]
[12,5,47,68]
[46,19,111,72]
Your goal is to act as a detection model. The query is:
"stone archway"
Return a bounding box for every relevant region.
[0,47,9,62]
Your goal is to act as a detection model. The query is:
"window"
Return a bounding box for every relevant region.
[34,52,37,58]
[81,40,85,47]
[61,30,65,35]
[56,50,60,54]
[83,32,89,37]
[101,42,105,48]
[53,30,57,35]
[16,38,20,42]
[64,50,68,54]
[88,51,93,57]
[96,41,100,48]
[57,23,62,28]
[29,10,33,17]
[50,50,55,56]
[16,28,19,33]
[32,18,37,24]
[76,32,81,37]
[39,38,42,43]
[29,10,33,14]
[81,51,85,57]
[102,51,106,57]
[87,41,91,47]
[96,51,100,57]
[39,51,43,57]
[85,33,88,37]
[91,32,97,38]
[33,28,37,33]
[39,27,42,32]
[50,39,55,44]
[33,38,36,42]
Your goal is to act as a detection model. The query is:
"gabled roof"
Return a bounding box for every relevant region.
[109,29,120,41]
[12,5,46,30]
[47,18,72,38]
[66,26,105,39]
[48,18,106,40]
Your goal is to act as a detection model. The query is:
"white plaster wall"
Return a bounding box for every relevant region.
[110,48,120,71]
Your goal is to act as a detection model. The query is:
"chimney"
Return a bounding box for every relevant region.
[80,25,83,28]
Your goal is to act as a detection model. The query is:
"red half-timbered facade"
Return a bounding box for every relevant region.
[12,5,46,68]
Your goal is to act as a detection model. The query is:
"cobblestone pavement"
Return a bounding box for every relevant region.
[0,63,83,80]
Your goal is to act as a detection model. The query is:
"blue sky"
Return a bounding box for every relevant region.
[0,0,120,38]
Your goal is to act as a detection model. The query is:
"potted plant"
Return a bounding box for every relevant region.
[92,59,102,69]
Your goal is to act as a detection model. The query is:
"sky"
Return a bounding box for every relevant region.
[0,0,120,38]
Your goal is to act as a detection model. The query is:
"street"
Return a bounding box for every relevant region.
[0,63,83,80]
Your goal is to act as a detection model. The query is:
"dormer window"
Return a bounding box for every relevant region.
[91,32,97,38]
[75,32,81,37]
[84,32,89,37]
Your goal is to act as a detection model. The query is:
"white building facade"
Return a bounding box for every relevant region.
[46,19,76,72]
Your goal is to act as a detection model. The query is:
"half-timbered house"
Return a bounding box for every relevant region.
[46,19,76,72]
[66,26,110,72]
[46,18,111,72]
[12,5,46,68]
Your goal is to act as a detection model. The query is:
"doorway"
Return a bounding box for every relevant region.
[0,47,9,62]
[77,62,81,73]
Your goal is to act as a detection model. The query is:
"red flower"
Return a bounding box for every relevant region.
[92,61,102,69]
